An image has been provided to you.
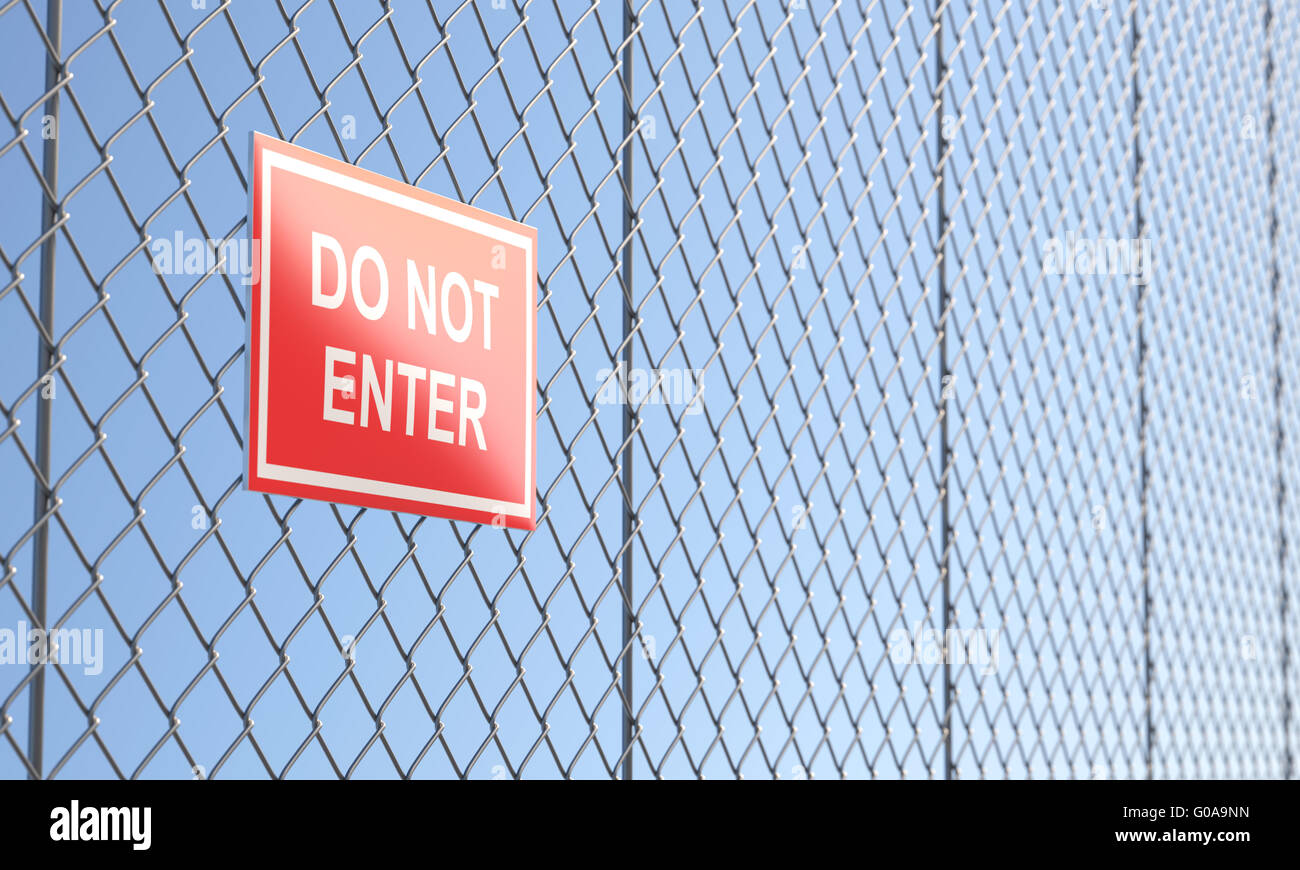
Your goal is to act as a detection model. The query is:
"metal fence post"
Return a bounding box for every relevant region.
[26,0,62,782]
[618,0,637,783]
[933,0,954,782]
[1130,1,1153,782]
[1266,0,1292,781]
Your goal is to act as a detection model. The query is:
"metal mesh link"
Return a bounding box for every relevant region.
[0,0,1293,779]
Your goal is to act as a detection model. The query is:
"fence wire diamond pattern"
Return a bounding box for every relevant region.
[0,0,1294,779]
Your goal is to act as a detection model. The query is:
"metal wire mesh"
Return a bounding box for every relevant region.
[0,0,1294,779]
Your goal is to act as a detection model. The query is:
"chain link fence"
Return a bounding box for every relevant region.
[0,0,1294,779]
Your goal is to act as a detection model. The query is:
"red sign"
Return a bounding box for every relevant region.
[244,133,537,529]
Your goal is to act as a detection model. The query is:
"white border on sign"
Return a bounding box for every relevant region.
[255,146,534,519]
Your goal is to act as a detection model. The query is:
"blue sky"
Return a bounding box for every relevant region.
[0,0,1294,779]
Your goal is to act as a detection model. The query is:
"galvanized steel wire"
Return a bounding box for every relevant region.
[0,0,1295,779]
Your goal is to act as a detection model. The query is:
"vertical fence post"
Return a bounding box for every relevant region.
[1265,0,1291,781]
[27,0,62,782]
[933,0,953,781]
[1130,1,1153,781]
[618,0,637,783]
